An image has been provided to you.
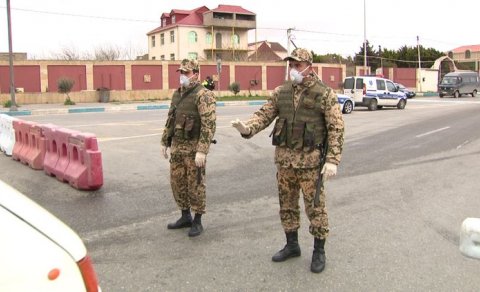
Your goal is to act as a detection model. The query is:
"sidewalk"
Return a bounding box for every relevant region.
[0,100,268,116]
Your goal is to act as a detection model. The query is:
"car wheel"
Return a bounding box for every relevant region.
[439,93,444,98]
[454,91,460,98]
[472,90,477,97]
[397,99,406,109]
[342,100,353,114]
[368,99,377,111]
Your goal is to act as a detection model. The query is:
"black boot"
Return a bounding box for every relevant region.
[167,209,192,229]
[188,213,204,237]
[311,238,326,273]
[272,231,301,262]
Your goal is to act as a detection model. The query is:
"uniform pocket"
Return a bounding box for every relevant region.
[174,114,186,138]
[291,121,305,149]
[184,116,195,139]
[270,118,287,146]
[303,122,316,152]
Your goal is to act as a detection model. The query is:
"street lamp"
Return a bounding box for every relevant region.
[6,0,17,111]
[363,0,367,75]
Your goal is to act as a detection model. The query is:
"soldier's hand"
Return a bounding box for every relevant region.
[162,146,169,159]
[231,118,251,135]
[321,163,337,179]
[195,152,206,168]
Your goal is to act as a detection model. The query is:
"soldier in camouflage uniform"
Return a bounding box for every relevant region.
[161,59,216,237]
[232,48,344,273]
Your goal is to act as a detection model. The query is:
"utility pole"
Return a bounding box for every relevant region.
[6,0,17,111]
[417,35,423,93]
[286,28,293,81]
[363,0,367,75]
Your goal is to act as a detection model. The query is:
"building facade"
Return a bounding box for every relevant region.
[447,45,480,71]
[147,5,256,61]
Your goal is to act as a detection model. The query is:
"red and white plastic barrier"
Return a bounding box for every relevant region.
[10,119,104,191]
[0,114,18,156]
[64,132,103,190]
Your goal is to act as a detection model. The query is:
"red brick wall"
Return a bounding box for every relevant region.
[131,65,162,90]
[266,66,285,90]
[322,67,343,90]
[47,65,87,92]
[234,65,262,93]
[93,65,125,90]
[0,65,41,93]
[393,68,416,87]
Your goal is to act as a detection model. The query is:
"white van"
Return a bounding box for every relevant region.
[343,76,407,111]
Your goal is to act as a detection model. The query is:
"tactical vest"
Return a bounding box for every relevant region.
[170,84,203,141]
[271,81,327,152]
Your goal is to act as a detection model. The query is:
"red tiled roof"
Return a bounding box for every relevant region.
[148,6,208,35]
[451,45,480,53]
[212,4,255,15]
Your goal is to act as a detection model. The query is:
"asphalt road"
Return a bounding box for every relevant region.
[1,97,480,291]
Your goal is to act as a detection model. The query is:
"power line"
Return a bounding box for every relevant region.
[0,6,158,23]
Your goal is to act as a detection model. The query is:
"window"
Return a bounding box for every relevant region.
[172,15,176,24]
[355,78,363,89]
[160,55,165,61]
[216,33,222,49]
[376,79,386,90]
[188,31,198,44]
[465,50,471,59]
[151,36,156,47]
[162,18,166,27]
[160,33,164,45]
[232,34,240,45]
[170,53,175,60]
[188,52,198,60]
[386,81,396,91]
[170,31,175,43]
[151,56,156,60]
[206,32,212,45]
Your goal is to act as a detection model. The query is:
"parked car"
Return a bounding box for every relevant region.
[395,83,416,98]
[343,76,407,111]
[0,179,101,292]
[438,71,480,98]
[337,93,355,114]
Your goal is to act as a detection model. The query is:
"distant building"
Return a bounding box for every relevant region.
[147,5,256,61]
[0,52,27,61]
[447,45,480,71]
[247,41,287,62]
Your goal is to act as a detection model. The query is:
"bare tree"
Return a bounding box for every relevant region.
[93,45,121,61]
[51,46,82,60]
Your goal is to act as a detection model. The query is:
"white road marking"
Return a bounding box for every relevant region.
[415,126,450,138]
[98,133,161,142]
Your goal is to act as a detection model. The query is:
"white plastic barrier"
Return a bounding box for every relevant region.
[0,114,17,156]
[459,217,480,260]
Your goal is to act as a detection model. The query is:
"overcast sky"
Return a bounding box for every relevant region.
[0,0,478,59]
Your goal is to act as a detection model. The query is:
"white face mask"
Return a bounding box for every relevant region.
[289,66,310,84]
[180,74,194,87]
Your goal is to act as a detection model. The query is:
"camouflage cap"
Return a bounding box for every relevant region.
[177,59,199,72]
[284,48,313,64]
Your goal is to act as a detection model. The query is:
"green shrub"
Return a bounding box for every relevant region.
[57,78,76,105]
[3,100,12,108]
[229,82,240,95]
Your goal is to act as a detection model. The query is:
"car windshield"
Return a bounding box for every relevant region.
[441,76,459,85]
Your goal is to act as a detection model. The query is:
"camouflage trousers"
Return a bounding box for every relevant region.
[277,166,329,239]
[169,151,206,214]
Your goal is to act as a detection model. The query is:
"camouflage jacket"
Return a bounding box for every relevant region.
[243,75,344,168]
[161,81,216,154]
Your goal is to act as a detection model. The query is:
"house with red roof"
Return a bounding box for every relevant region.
[447,45,480,71]
[247,41,288,62]
[147,5,256,61]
